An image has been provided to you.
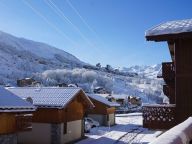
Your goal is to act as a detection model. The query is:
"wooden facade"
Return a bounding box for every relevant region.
[86,96,117,126]
[0,113,33,134]
[33,95,86,123]
[7,88,94,144]
[87,98,115,115]
[174,39,192,123]
[145,19,192,128]
[152,39,192,124]
[0,113,16,134]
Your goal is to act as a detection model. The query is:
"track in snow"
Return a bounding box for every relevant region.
[114,126,145,144]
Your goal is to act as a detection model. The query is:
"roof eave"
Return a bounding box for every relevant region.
[146,31,192,42]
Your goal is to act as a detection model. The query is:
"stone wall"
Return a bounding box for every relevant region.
[0,134,17,144]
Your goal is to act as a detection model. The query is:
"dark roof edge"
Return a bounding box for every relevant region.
[146,31,192,42]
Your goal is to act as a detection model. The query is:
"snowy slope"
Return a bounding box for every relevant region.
[0,31,81,62]
[0,31,84,85]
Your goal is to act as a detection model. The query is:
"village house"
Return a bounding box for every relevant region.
[86,94,120,126]
[128,96,142,106]
[7,87,94,144]
[0,87,35,144]
[17,78,40,87]
[110,94,128,107]
[93,87,110,94]
[143,18,192,129]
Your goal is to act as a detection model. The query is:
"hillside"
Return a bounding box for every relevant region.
[0,31,166,103]
[0,31,84,85]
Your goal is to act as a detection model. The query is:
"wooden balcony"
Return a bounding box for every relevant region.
[16,114,33,131]
[162,62,175,84]
[143,104,176,129]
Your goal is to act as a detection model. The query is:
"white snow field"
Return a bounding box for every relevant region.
[76,113,163,144]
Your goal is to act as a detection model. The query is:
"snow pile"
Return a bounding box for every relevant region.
[150,117,192,144]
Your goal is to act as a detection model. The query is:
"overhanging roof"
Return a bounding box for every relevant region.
[145,19,192,41]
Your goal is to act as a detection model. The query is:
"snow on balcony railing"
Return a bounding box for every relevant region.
[142,104,176,129]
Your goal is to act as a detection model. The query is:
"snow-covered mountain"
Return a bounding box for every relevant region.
[0,31,85,85]
[121,64,162,79]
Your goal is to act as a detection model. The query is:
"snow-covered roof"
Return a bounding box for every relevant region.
[0,87,35,112]
[95,94,128,99]
[87,94,120,107]
[146,19,192,37]
[7,87,94,109]
[112,94,128,99]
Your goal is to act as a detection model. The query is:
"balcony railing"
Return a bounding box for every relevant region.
[143,104,176,129]
[16,114,33,131]
[162,62,175,83]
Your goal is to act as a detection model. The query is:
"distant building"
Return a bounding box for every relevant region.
[86,94,120,126]
[0,87,35,144]
[128,96,142,106]
[57,83,68,87]
[7,87,94,144]
[93,87,110,94]
[17,78,40,87]
[110,94,128,106]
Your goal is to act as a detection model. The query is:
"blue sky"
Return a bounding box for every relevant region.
[0,0,192,67]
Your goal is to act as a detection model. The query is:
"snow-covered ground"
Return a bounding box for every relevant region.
[77,113,163,144]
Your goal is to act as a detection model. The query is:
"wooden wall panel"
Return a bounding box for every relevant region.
[175,39,192,123]
[32,108,64,123]
[0,113,16,134]
[65,97,84,122]
[106,107,115,114]
[87,98,115,115]
[86,98,108,115]
[32,93,89,123]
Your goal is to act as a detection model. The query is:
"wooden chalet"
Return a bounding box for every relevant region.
[7,87,94,144]
[0,87,35,144]
[86,94,120,126]
[143,18,192,129]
